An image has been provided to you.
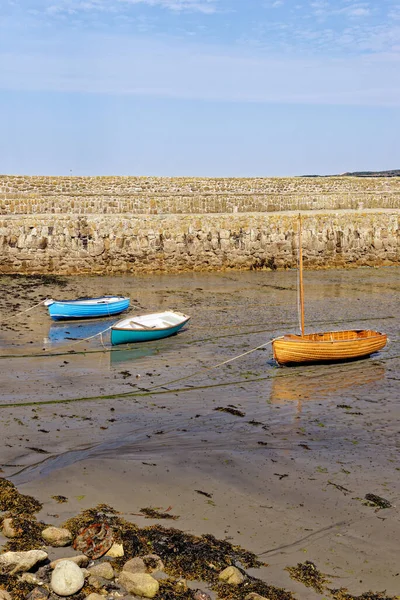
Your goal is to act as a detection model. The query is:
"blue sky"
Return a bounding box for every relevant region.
[0,0,399,176]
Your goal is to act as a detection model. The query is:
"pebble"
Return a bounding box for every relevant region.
[1,517,21,538]
[19,573,43,585]
[0,550,48,575]
[194,591,212,600]
[86,594,107,600]
[42,526,72,547]
[122,557,146,574]
[105,542,124,558]
[88,574,105,589]
[0,591,12,600]
[88,561,115,580]
[50,555,89,569]
[50,560,85,596]
[119,572,159,598]
[218,566,245,585]
[26,587,50,600]
[245,594,271,600]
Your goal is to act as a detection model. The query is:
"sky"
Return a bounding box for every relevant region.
[0,0,399,176]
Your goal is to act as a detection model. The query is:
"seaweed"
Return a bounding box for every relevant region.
[364,494,392,509]
[0,477,42,515]
[285,561,329,593]
[2,515,46,552]
[63,503,121,537]
[214,407,245,417]
[214,579,295,600]
[0,574,35,600]
[329,589,398,600]
[140,507,180,520]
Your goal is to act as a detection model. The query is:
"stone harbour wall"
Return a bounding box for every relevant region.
[1,175,400,214]
[1,211,399,275]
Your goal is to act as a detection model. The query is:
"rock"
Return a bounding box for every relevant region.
[151,571,169,582]
[194,591,212,600]
[119,572,159,598]
[26,587,50,600]
[42,526,72,547]
[245,594,271,600]
[19,573,43,585]
[36,565,52,583]
[88,562,114,580]
[0,591,12,600]
[50,555,89,569]
[2,517,21,538]
[51,560,85,596]
[86,594,107,600]
[88,575,104,589]
[142,555,164,574]
[122,558,146,574]
[218,566,245,585]
[0,550,48,575]
[105,543,124,558]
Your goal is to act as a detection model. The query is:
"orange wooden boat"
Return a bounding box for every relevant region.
[272,215,387,366]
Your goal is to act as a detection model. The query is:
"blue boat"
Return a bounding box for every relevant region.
[111,310,190,345]
[45,296,130,321]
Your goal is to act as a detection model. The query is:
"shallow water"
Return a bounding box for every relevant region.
[0,268,399,596]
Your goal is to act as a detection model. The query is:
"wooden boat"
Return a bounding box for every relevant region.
[272,215,387,366]
[44,296,130,321]
[111,310,190,345]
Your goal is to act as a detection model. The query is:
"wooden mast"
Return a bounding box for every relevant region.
[298,213,305,336]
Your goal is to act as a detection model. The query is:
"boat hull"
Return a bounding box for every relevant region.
[272,330,387,366]
[47,297,130,320]
[111,311,190,345]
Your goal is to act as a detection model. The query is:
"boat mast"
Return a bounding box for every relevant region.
[298,213,305,336]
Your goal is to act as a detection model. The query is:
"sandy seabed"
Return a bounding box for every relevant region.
[0,267,399,599]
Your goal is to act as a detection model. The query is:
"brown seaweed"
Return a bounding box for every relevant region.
[285,560,329,593]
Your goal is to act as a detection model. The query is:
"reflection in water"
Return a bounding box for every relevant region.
[110,346,157,365]
[45,318,116,345]
[269,362,385,413]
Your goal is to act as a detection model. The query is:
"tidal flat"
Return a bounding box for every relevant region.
[0,267,399,599]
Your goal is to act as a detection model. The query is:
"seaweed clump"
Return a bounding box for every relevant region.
[0,573,35,600]
[0,477,42,514]
[2,514,46,552]
[214,579,295,600]
[285,560,329,593]
[62,503,121,537]
[138,525,264,581]
[330,590,398,600]
[140,507,179,520]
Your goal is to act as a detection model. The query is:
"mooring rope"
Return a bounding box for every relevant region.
[0,299,48,322]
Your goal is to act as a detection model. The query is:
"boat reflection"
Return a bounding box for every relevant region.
[110,346,157,366]
[45,318,116,346]
[269,362,385,411]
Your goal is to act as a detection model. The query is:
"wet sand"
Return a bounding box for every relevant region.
[0,268,399,598]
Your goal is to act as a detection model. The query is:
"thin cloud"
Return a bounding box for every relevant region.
[45,0,219,14]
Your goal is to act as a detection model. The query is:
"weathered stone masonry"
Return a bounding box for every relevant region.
[1,176,399,275]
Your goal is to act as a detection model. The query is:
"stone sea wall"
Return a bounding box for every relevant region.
[1,176,399,274]
[1,211,399,275]
[1,175,400,214]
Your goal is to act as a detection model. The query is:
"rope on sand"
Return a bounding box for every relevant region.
[0,299,48,322]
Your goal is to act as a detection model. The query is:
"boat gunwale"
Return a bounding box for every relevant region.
[111,312,191,333]
[276,330,387,345]
[51,296,129,306]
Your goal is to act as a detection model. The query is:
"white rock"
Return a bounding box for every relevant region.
[51,560,85,596]
[0,550,48,575]
[0,590,12,600]
[218,566,245,585]
[105,543,124,558]
[86,594,106,600]
[88,562,114,580]
[50,555,89,569]
[42,526,72,547]
[2,517,20,538]
[122,557,146,574]
[119,572,159,598]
